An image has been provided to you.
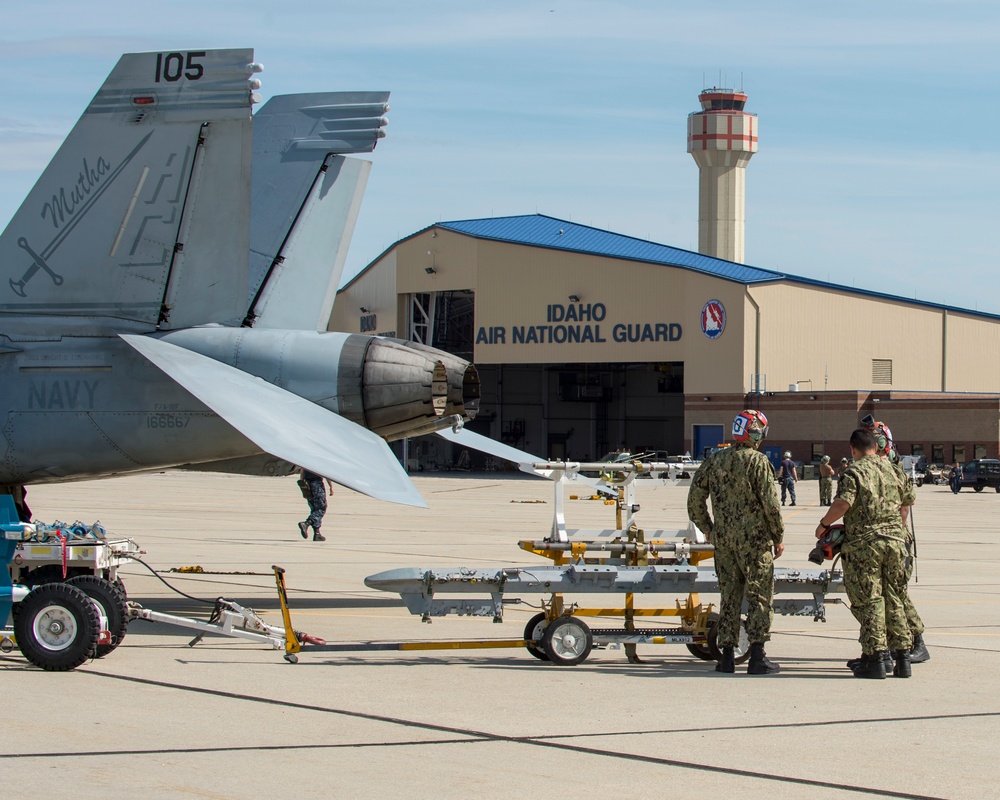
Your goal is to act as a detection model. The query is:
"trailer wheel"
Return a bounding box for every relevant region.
[523,613,550,661]
[14,583,99,671]
[541,616,593,666]
[707,613,751,665]
[685,639,715,661]
[685,612,717,661]
[66,575,128,657]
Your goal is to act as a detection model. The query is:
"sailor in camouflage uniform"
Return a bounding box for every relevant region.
[860,418,929,664]
[297,468,332,542]
[688,410,785,675]
[816,428,913,679]
[818,455,835,506]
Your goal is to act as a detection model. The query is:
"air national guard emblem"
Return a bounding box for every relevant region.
[701,299,726,339]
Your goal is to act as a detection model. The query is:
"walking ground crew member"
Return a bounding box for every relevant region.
[778,451,797,506]
[297,468,333,542]
[816,428,912,679]
[688,409,785,675]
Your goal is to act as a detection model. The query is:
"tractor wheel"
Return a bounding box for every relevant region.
[14,583,99,671]
[66,575,129,657]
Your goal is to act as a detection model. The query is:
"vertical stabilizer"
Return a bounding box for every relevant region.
[246,92,389,331]
[0,49,259,332]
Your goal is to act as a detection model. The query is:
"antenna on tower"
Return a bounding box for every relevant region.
[740,71,744,91]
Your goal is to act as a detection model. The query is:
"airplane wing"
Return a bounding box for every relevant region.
[246,92,389,331]
[121,333,427,508]
[0,49,260,333]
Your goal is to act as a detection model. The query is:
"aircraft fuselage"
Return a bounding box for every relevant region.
[0,328,478,485]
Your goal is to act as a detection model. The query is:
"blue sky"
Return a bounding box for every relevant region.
[2,1,999,312]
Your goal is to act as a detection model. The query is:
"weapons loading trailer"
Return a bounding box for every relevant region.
[360,460,846,666]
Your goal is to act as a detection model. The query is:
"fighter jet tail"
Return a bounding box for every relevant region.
[245,92,390,332]
[0,49,260,332]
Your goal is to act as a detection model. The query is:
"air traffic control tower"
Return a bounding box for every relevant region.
[687,88,758,263]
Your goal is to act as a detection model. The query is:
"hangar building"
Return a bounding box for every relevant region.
[331,214,1000,470]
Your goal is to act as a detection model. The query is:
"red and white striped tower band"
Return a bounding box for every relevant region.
[687,88,758,264]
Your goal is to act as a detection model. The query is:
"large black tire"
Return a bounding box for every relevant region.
[975,485,984,493]
[14,583,99,671]
[541,616,593,666]
[66,575,128,657]
[523,612,550,662]
[707,613,751,665]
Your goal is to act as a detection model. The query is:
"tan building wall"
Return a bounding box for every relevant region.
[330,250,398,336]
[394,229,479,296]
[470,241,746,396]
[748,282,1000,394]
[943,311,1000,392]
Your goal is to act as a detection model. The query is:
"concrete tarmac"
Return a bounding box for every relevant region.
[2,471,998,799]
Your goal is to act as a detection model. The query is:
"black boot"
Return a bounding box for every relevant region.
[892,649,912,678]
[747,643,780,675]
[715,646,735,673]
[909,633,930,663]
[853,651,887,679]
[847,651,892,671]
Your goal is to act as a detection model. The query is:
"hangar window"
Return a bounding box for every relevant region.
[954,445,966,464]
[872,359,893,385]
[932,444,944,464]
[975,444,987,460]
[911,444,924,457]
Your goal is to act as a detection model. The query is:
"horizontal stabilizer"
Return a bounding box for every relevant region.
[121,333,426,508]
[435,427,615,495]
[436,427,543,475]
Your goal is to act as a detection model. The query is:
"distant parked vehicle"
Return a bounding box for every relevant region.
[951,459,1000,493]
[898,455,928,486]
[924,464,948,486]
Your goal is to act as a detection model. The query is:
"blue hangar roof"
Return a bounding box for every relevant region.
[437,214,782,284]
[426,214,1000,321]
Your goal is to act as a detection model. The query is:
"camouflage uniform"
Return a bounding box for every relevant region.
[819,463,835,505]
[302,471,328,533]
[687,445,784,647]
[836,455,912,655]
[888,459,924,637]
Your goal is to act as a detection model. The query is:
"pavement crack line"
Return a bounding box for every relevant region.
[13,668,959,800]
